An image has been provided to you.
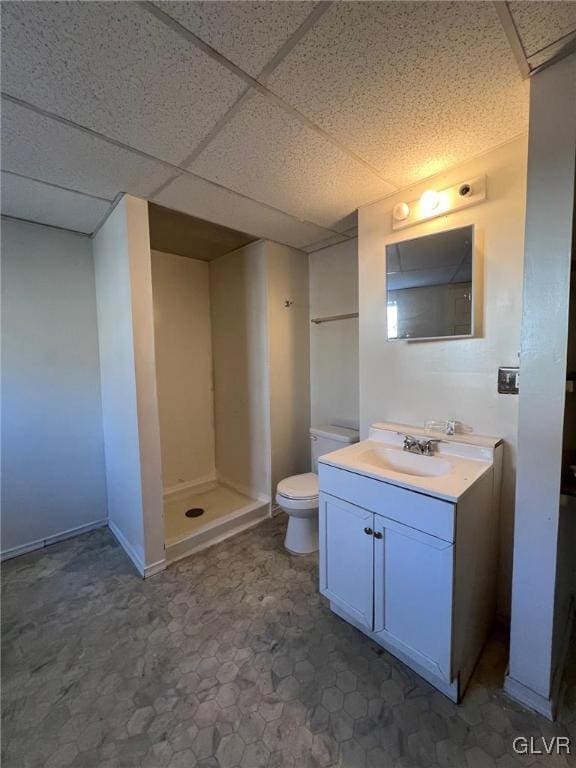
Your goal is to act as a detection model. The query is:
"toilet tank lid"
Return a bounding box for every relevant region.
[310,425,359,443]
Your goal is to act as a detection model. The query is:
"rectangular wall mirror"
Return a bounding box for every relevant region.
[385,224,474,341]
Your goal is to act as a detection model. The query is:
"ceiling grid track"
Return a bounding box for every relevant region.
[138,0,398,189]
[494,1,576,79]
[493,1,531,79]
[149,89,255,197]
[257,2,333,84]
[149,1,335,197]
[1,169,113,204]
[528,27,576,61]
[90,193,126,238]
[7,1,570,244]
[528,35,576,77]
[1,92,346,242]
[0,213,92,238]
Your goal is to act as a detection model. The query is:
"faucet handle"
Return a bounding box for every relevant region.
[423,438,441,455]
[402,434,418,449]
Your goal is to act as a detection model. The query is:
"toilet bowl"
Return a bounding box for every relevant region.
[276,424,359,555]
[276,473,319,555]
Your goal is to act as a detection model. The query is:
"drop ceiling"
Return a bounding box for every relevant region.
[1,1,574,249]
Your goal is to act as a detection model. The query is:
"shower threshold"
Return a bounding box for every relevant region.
[164,481,269,564]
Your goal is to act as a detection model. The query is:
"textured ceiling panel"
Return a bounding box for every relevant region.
[509,1,576,57]
[1,1,246,164]
[1,173,110,234]
[0,0,545,240]
[1,101,174,201]
[155,0,314,77]
[154,173,335,250]
[190,92,396,229]
[526,34,576,70]
[268,1,529,188]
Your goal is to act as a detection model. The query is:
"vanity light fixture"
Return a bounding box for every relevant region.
[393,202,410,221]
[420,189,440,214]
[391,175,487,231]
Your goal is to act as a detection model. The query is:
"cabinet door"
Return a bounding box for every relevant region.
[373,516,453,681]
[319,493,374,630]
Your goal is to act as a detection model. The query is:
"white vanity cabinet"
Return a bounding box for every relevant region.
[318,426,502,703]
[320,495,374,629]
[372,512,453,683]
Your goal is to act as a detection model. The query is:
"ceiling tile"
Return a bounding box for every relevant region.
[268,1,529,188]
[509,1,576,57]
[527,34,576,70]
[155,1,314,77]
[154,173,335,250]
[1,100,174,201]
[1,173,110,234]
[189,92,395,229]
[1,1,246,164]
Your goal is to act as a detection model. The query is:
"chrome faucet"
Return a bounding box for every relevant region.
[402,435,441,456]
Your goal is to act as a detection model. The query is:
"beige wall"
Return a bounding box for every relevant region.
[210,239,311,503]
[309,239,359,430]
[267,242,311,493]
[210,241,271,501]
[151,250,215,491]
[358,136,528,616]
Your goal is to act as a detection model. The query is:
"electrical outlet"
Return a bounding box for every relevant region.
[498,367,519,394]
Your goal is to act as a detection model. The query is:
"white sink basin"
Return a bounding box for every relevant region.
[360,446,452,478]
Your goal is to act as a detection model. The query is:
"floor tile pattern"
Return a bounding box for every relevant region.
[2,517,575,768]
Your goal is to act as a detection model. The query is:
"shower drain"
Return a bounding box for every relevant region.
[185,508,205,518]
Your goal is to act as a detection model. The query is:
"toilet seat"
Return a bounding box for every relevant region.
[276,472,318,501]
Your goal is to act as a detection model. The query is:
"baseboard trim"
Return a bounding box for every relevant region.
[163,474,217,499]
[108,521,146,577]
[503,675,555,719]
[144,558,167,578]
[504,602,574,721]
[0,519,108,561]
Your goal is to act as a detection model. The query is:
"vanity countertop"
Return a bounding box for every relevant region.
[318,422,499,503]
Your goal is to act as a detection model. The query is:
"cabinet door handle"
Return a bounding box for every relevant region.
[364,527,373,536]
[373,531,383,539]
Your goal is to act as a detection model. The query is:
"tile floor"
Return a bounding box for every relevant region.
[2,516,575,768]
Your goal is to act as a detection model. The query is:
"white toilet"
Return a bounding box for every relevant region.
[276,425,359,554]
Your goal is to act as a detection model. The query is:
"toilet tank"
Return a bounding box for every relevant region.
[310,425,359,472]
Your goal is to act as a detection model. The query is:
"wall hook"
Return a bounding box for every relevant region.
[284,300,293,308]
